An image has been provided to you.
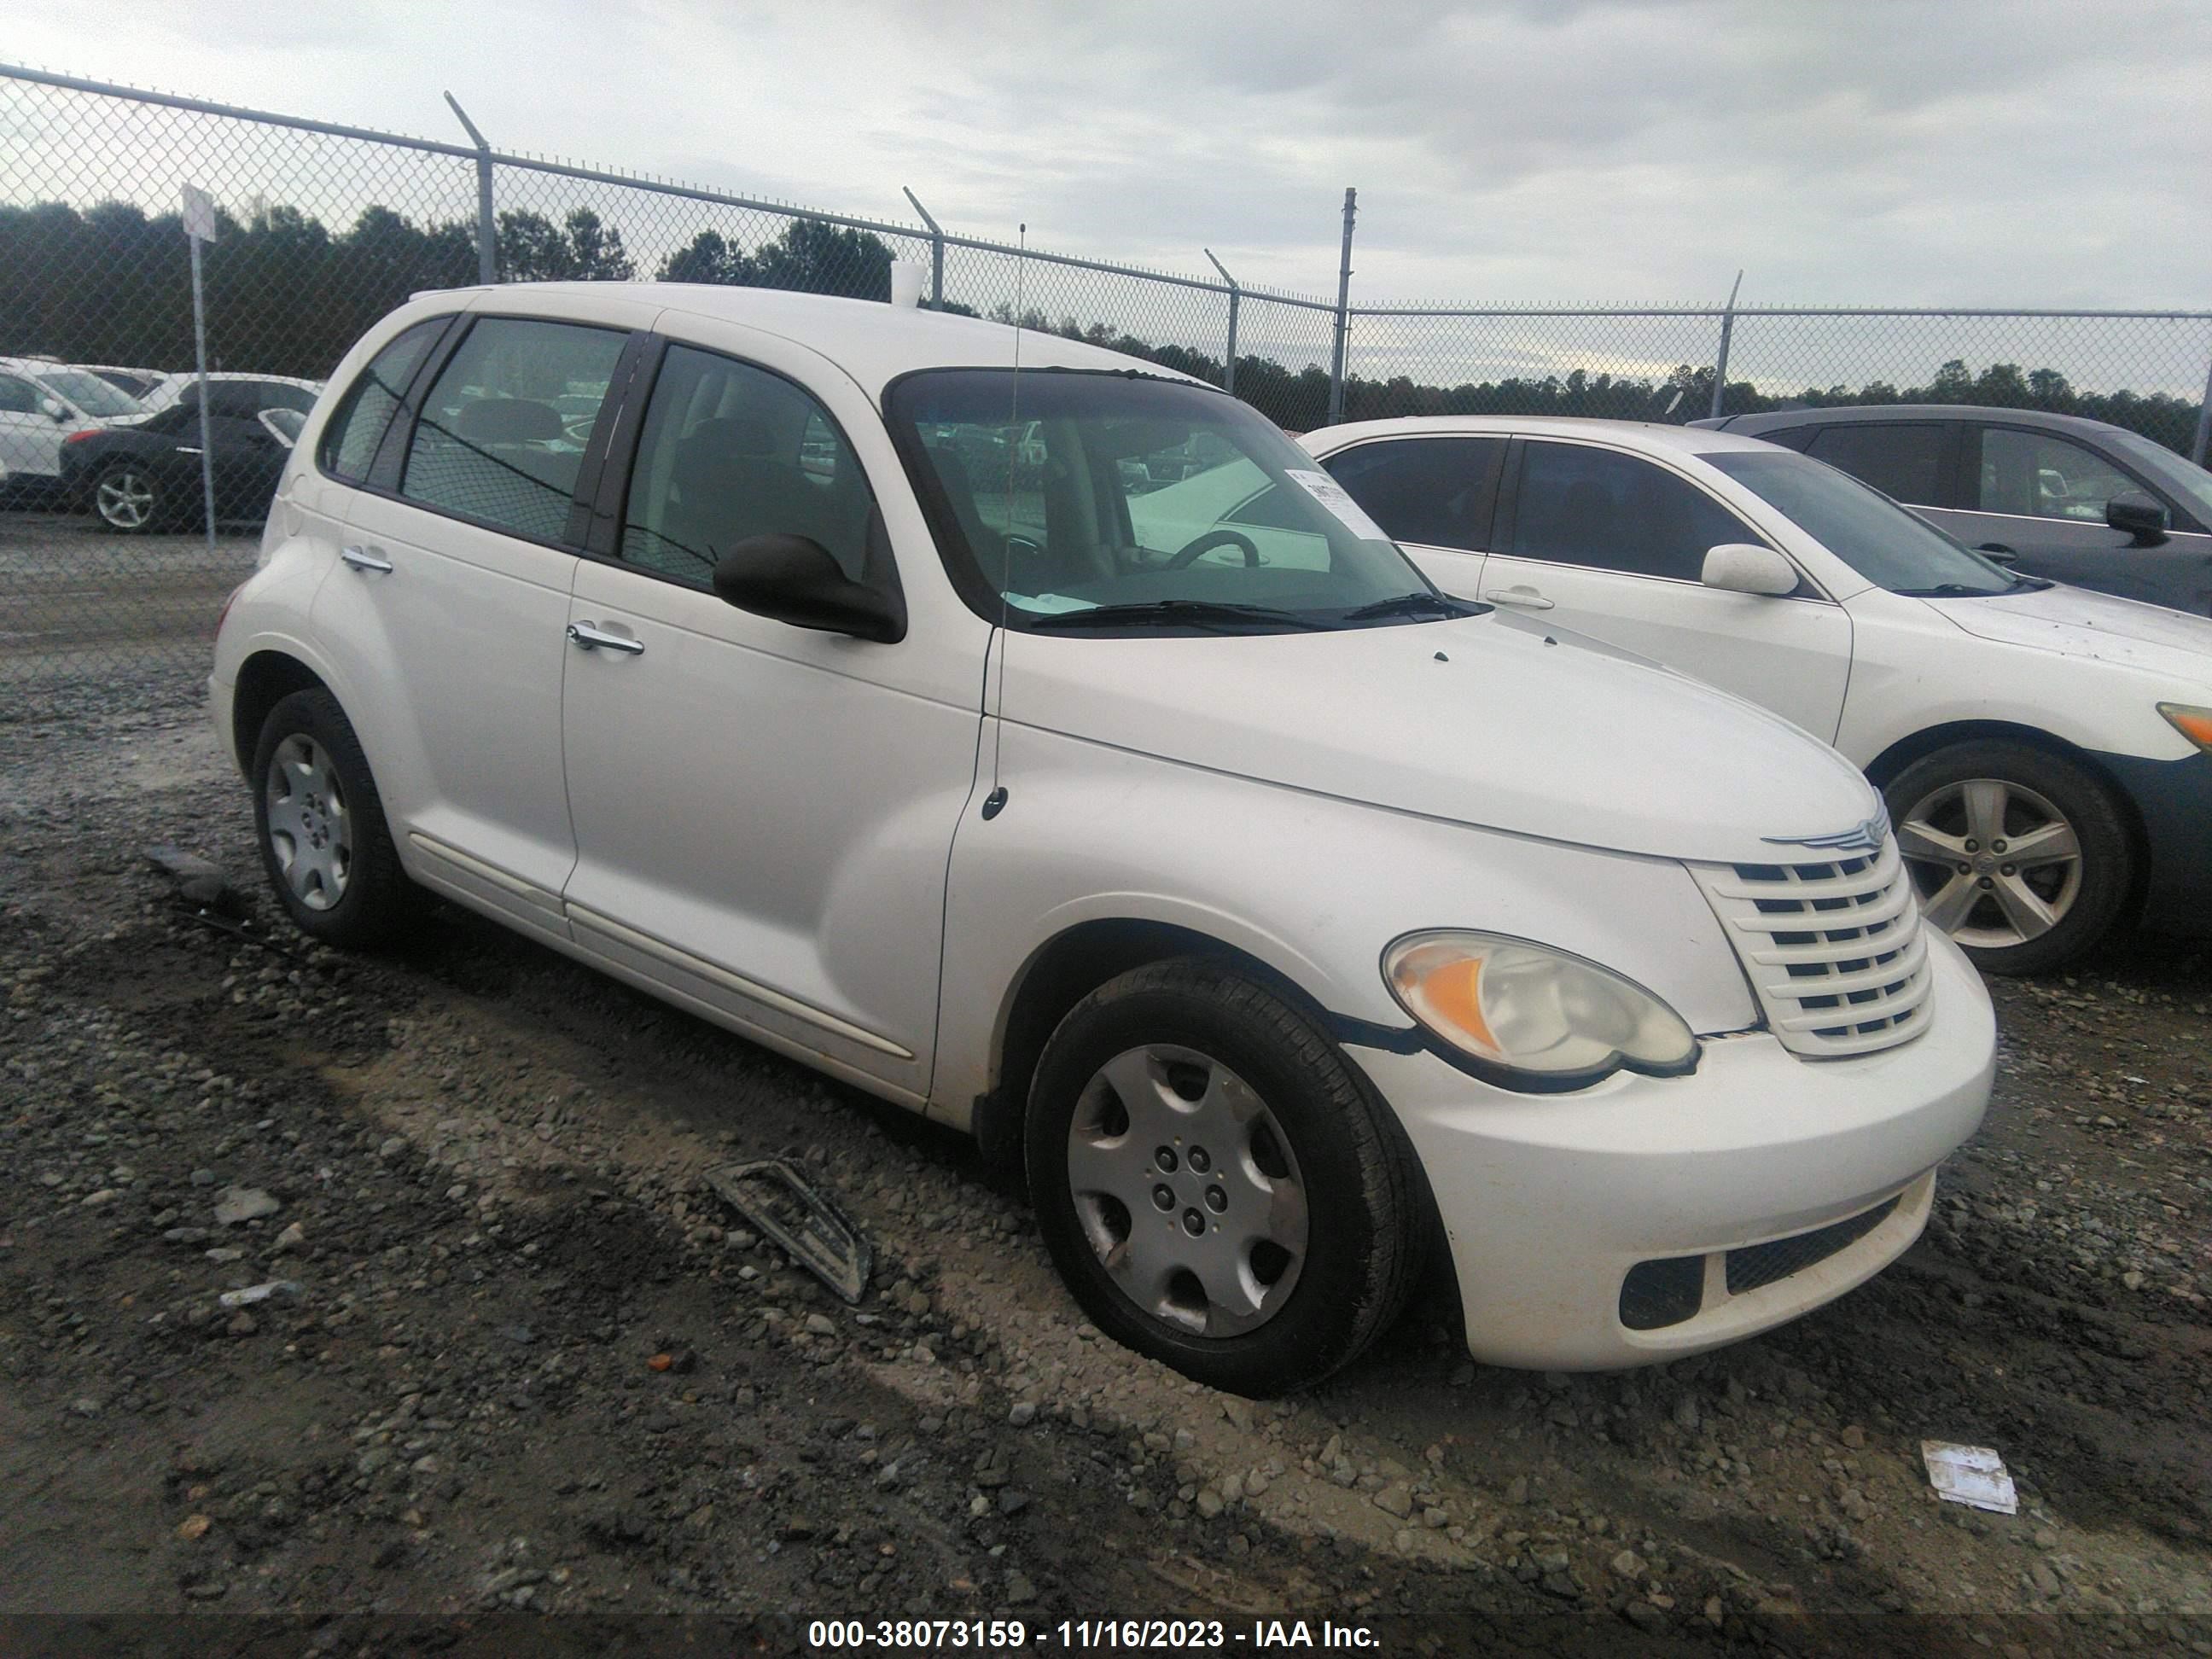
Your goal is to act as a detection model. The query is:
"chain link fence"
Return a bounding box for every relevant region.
[3,61,2209,687]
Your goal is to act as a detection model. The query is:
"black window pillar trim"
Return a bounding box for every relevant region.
[566,329,659,553]
[1491,436,1525,550]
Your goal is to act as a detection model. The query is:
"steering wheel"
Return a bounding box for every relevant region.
[1165,527,1261,569]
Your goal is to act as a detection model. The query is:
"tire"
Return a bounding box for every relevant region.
[250,688,419,947]
[1884,740,2133,975]
[1025,958,1425,1394]
[92,462,163,533]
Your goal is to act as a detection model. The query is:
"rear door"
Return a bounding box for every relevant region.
[1927,422,2212,614]
[311,300,648,938]
[1318,434,1505,599]
[1476,437,1854,741]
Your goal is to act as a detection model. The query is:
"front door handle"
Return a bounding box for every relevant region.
[340,544,393,574]
[567,620,644,655]
[1483,585,1554,610]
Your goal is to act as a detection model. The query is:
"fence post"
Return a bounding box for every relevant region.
[444,92,497,284]
[901,189,946,308]
[1204,248,1240,396]
[1328,187,1357,426]
[1708,269,1743,420]
[2194,349,2212,466]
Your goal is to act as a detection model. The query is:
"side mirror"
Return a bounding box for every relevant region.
[2105,491,2170,548]
[712,533,905,643]
[1700,542,1798,597]
[39,398,68,422]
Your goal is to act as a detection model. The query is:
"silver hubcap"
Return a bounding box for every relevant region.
[265,735,352,911]
[1066,1045,1308,1338]
[96,470,154,529]
[1897,777,2081,949]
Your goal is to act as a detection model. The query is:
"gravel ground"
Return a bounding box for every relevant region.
[2,665,2209,1656]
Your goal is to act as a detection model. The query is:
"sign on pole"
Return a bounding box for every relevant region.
[181,184,218,554]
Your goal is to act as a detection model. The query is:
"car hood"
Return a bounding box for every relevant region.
[999,608,1877,864]
[1924,582,2212,684]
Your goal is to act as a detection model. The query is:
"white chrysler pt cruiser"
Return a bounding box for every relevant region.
[210,284,1994,1393]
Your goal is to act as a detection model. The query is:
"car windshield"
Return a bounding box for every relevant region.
[2101,429,2212,529]
[1705,449,2017,597]
[887,369,1448,632]
[36,369,141,419]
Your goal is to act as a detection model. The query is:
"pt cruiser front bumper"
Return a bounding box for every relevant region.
[1346,929,1994,1370]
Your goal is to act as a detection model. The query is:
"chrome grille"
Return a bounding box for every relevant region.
[1691,838,1932,1057]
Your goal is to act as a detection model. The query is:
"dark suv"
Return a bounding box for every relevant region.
[1693,405,2212,615]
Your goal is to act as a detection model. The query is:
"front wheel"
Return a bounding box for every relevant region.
[1025,959,1425,1394]
[1885,741,2133,975]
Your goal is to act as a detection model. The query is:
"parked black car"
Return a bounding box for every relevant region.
[1692,405,2212,615]
[61,379,313,533]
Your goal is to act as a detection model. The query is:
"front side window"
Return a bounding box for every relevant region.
[1324,436,1504,553]
[1976,428,2140,523]
[887,370,1441,632]
[1706,450,2015,597]
[1804,422,1947,505]
[1510,441,1756,582]
[320,318,448,481]
[620,345,876,591]
[33,369,139,419]
[401,317,628,543]
[2102,429,2212,531]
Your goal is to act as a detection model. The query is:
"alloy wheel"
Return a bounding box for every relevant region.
[95,469,155,530]
[1897,776,2081,949]
[264,734,353,911]
[1065,1043,1309,1337]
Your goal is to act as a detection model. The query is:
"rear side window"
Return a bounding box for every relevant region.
[319,320,447,481]
[401,317,629,543]
[1324,436,1504,552]
[1804,422,1947,505]
[619,344,876,589]
[1509,441,1756,581]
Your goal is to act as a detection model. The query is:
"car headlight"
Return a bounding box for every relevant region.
[2157,702,2212,753]
[1382,931,1698,1087]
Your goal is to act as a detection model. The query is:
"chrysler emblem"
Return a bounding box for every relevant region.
[1763,809,1889,856]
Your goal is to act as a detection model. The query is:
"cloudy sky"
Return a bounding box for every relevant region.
[14,0,2212,308]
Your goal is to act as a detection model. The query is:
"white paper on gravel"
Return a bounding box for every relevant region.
[1921,1441,2019,1514]
[1284,469,1390,543]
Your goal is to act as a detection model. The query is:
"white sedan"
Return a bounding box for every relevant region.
[1303,416,2212,974]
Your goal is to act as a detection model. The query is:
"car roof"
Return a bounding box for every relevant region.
[419,282,1214,400]
[1699,404,2132,439]
[1305,414,1780,457]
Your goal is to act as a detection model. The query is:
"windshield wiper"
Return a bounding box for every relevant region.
[1894,582,2013,597]
[1026,599,1332,632]
[1338,591,1483,623]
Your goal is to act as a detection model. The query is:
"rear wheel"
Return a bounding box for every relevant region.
[1026,958,1424,1394]
[92,463,161,533]
[1886,740,2132,975]
[251,688,419,947]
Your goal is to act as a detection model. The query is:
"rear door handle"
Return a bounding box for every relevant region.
[567,620,644,655]
[340,544,393,574]
[1483,585,1554,610]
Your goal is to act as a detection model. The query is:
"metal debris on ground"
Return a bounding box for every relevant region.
[217,1280,302,1308]
[703,1159,872,1305]
[143,844,242,915]
[1921,1441,2020,1514]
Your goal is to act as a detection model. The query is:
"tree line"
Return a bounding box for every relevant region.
[0,198,2198,451]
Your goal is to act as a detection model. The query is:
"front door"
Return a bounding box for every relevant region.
[1474,438,1854,742]
[557,335,986,1103]
[0,371,65,481]
[1923,422,2212,615]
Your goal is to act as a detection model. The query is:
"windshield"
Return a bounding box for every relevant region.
[1705,449,2017,596]
[2102,430,2212,529]
[887,370,1444,632]
[35,369,141,419]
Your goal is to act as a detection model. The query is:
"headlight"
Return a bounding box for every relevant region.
[2157,702,2212,753]
[1382,931,1697,1086]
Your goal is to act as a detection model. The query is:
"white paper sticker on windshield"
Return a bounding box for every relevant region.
[1004,592,1097,614]
[1285,469,1389,542]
